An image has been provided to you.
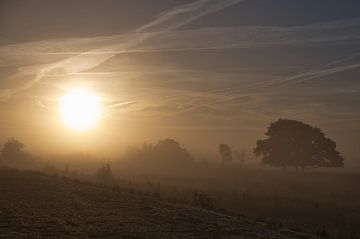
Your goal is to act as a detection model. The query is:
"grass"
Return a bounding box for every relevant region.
[0,167,317,239]
[115,165,360,239]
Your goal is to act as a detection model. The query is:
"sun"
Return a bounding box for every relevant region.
[59,88,102,131]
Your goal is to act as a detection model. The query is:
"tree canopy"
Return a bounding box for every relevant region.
[0,138,32,167]
[123,138,193,167]
[254,119,344,171]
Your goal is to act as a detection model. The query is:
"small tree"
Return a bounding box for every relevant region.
[0,138,32,167]
[1,138,24,156]
[254,119,344,172]
[219,144,232,166]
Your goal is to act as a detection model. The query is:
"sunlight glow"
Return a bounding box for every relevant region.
[59,88,102,131]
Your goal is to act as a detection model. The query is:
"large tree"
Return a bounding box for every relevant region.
[254,119,344,171]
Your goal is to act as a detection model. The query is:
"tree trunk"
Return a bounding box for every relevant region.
[295,166,299,172]
[283,166,287,172]
[301,166,305,173]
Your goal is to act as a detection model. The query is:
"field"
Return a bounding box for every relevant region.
[0,167,317,238]
[115,165,360,239]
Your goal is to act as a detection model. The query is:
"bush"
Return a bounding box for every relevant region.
[192,192,217,210]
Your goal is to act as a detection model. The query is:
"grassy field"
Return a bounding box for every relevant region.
[115,165,360,239]
[0,167,317,239]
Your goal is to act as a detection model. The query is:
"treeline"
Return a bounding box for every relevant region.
[0,118,344,174]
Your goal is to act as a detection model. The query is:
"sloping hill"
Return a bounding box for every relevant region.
[0,168,317,238]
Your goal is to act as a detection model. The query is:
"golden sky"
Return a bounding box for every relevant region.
[0,0,359,163]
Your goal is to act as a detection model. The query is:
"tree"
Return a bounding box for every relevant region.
[122,138,193,169]
[1,138,23,154]
[0,138,32,167]
[219,144,232,165]
[254,119,344,172]
[152,139,193,164]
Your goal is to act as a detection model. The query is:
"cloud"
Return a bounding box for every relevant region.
[0,17,358,102]
[0,2,359,131]
[2,17,359,58]
[0,0,244,101]
[137,0,244,33]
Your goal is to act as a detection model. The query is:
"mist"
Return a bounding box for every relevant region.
[1,0,360,238]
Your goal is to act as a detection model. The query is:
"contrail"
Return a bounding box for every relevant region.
[4,17,359,57]
[0,0,243,101]
[137,0,243,33]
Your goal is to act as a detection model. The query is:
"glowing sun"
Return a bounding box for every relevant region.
[59,88,102,131]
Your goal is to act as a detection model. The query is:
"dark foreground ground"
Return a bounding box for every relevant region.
[0,168,317,239]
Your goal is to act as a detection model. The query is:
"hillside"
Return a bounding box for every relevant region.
[0,168,317,239]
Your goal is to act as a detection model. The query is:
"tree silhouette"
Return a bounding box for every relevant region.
[219,144,232,165]
[152,139,193,164]
[0,138,33,167]
[123,138,193,169]
[254,119,344,172]
[1,138,24,154]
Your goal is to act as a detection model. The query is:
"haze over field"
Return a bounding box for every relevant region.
[1,0,359,166]
[1,1,360,238]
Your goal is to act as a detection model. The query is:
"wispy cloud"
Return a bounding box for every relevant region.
[0,17,358,106]
[0,0,243,101]
[0,1,359,131]
[137,0,244,33]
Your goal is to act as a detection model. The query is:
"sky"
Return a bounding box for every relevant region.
[0,0,360,165]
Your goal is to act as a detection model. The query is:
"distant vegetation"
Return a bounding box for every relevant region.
[219,144,246,166]
[0,138,33,168]
[0,118,344,174]
[120,138,193,174]
[96,163,114,185]
[254,119,344,172]
[1,119,355,238]
[219,144,233,165]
